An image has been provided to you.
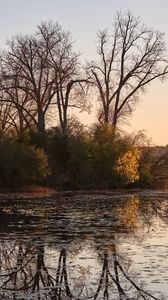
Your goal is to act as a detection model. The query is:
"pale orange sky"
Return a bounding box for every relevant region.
[79,80,168,146]
[127,81,168,146]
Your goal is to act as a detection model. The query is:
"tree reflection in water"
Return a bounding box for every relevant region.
[0,240,161,300]
[0,194,168,299]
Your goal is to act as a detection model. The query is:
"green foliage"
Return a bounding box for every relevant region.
[90,124,116,187]
[0,123,151,190]
[137,148,153,187]
[89,124,141,187]
[45,124,143,189]
[45,128,70,188]
[0,138,48,186]
[45,127,93,189]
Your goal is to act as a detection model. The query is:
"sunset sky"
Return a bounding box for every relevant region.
[0,0,168,145]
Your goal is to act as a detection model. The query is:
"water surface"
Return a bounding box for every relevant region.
[0,191,168,299]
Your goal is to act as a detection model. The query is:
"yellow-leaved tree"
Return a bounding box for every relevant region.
[115,148,140,184]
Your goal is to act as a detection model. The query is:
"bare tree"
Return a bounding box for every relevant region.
[89,11,168,131]
[0,99,15,135]
[0,22,89,138]
[1,23,61,136]
[0,73,37,135]
[38,22,89,134]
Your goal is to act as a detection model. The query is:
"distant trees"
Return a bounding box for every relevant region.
[88,11,168,130]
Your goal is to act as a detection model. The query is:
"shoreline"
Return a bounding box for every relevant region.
[0,187,167,201]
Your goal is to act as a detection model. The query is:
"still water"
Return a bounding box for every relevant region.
[0,191,168,299]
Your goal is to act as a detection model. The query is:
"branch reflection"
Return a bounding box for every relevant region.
[0,240,161,300]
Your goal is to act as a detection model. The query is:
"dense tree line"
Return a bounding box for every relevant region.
[0,11,167,189]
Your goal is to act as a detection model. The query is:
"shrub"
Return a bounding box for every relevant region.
[0,138,48,186]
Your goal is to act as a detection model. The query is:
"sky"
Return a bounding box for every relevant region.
[0,0,168,145]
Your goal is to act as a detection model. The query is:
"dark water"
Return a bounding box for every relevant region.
[0,191,168,299]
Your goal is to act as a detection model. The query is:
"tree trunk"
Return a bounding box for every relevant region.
[37,109,45,135]
[112,115,117,134]
[62,107,68,135]
[36,108,45,147]
[104,105,109,123]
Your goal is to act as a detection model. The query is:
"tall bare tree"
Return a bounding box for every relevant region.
[0,73,37,134]
[38,22,89,134]
[89,11,168,130]
[0,22,88,137]
[1,23,62,136]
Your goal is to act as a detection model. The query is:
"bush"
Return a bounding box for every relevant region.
[45,124,143,189]
[115,148,140,185]
[0,138,48,186]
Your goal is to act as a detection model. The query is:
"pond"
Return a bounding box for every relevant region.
[0,191,168,299]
